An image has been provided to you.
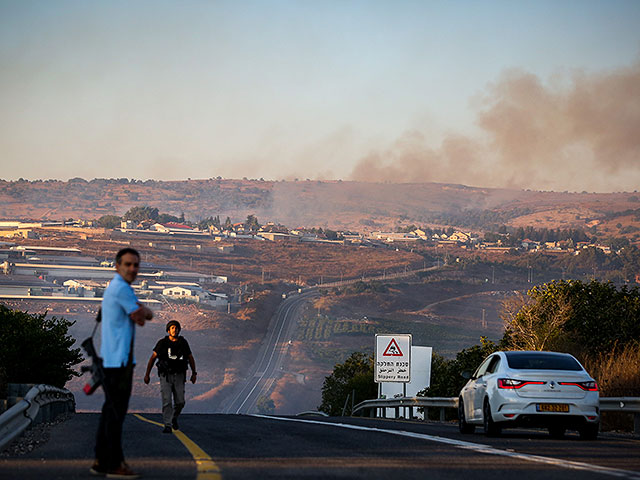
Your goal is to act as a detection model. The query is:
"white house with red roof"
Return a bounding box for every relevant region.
[152,222,197,233]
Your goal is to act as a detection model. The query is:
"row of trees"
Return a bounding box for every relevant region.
[453,244,640,284]
[95,205,263,232]
[96,206,185,228]
[319,279,640,416]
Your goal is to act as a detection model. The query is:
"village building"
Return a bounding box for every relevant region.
[161,285,228,308]
[152,222,198,234]
[62,279,103,297]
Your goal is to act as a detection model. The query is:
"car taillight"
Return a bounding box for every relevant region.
[558,381,599,391]
[498,378,545,389]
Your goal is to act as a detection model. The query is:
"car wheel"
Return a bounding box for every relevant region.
[579,423,599,440]
[548,425,565,439]
[458,399,475,434]
[483,399,501,437]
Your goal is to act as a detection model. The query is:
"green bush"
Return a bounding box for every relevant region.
[319,352,376,416]
[0,305,83,390]
[418,336,498,399]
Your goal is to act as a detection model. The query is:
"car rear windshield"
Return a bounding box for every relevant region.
[505,352,582,371]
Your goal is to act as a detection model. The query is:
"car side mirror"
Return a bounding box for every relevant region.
[461,371,472,380]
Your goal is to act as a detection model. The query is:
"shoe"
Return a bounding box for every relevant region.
[162,425,172,433]
[106,462,140,479]
[171,418,179,430]
[90,460,107,476]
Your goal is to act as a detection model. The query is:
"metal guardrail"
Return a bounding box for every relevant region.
[352,397,457,422]
[352,396,640,435]
[0,384,75,451]
[600,397,640,434]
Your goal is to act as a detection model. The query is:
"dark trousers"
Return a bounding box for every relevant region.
[95,366,133,469]
[160,371,186,426]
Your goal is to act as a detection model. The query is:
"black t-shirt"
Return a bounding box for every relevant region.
[153,336,192,374]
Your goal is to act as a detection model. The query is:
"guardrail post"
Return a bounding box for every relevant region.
[635,413,640,437]
[394,406,399,419]
[440,408,445,422]
[408,406,414,420]
[423,407,428,420]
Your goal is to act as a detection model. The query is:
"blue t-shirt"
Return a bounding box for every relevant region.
[100,273,140,368]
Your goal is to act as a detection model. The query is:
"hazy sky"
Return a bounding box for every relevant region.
[1,0,639,192]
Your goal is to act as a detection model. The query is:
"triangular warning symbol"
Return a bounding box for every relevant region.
[383,338,403,356]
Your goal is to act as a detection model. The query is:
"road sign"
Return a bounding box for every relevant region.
[375,334,411,383]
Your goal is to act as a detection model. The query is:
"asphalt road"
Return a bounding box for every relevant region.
[2,413,639,480]
[219,290,319,414]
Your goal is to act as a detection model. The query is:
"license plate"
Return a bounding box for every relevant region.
[536,403,569,413]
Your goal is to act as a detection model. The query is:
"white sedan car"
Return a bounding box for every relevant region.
[458,350,600,439]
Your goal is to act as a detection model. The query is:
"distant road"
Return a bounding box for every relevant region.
[315,264,439,289]
[217,264,440,414]
[219,290,320,414]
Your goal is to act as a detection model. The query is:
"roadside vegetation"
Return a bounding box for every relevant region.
[319,279,640,431]
[318,352,376,416]
[0,305,82,397]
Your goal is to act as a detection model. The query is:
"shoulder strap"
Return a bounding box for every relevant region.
[90,308,102,338]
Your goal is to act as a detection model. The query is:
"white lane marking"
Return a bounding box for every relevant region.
[254,415,640,479]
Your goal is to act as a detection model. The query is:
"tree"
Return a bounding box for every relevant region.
[418,337,498,398]
[324,229,339,240]
[618,245,640,282]
[319,352,376,416]
[123,206,159,223]
[245,215,260,231]
[96,215,121,229]
[256,396,275,414]
[501,280,640,357]
[500,290,573,351]
[197,215,222,231]
[0,306,83,391]
[198,216,214,230]
[157,213,181,223]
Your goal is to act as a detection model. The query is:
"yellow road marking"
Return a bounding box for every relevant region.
[134,414,222,480]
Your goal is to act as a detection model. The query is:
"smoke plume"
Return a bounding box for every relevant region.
[349,62,640,192]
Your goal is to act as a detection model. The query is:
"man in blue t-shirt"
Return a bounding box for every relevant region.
[91,247,153,479]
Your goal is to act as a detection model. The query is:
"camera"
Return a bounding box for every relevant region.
[81,337,105,396]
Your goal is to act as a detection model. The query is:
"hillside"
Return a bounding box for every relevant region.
[3,178,640,239]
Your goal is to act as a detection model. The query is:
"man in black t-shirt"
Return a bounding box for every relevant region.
[143,320,197,433]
